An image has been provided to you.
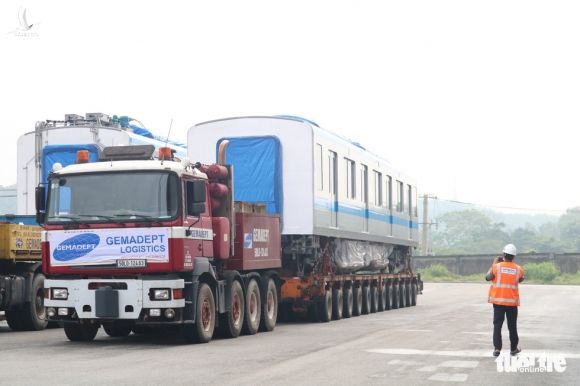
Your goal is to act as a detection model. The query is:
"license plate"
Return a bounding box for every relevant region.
[117,259,147,268]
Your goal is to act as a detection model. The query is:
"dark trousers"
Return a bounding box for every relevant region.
[493,304,519,351]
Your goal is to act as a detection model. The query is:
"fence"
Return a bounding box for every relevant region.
[412,253,580,275]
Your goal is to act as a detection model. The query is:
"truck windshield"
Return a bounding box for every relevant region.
[46,171,179,223]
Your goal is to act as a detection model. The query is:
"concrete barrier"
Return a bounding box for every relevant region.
[413,253,580,275]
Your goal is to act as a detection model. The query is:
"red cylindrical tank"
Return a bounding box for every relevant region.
[209,182,229,198]
[211,197,222,210]
[212,217,230,259]
[205,164,228,179]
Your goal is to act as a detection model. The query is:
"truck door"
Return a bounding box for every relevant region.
[184,180,213,257]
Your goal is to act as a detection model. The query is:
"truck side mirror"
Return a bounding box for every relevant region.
[35,186,46,224]
[186,180,207,216]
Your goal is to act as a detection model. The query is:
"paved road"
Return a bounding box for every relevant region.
[1,283,579,385]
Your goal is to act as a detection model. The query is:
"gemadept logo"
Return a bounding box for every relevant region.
[53,233,100,261]
[244,233,253,249]
[496,353,567,373]
[8,7,39,38]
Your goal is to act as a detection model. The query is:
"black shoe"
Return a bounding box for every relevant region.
[510,348,521,356]
[493,349,501,357]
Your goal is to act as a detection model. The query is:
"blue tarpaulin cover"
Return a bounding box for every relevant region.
[42,145,100,186]
[217,136,281,214]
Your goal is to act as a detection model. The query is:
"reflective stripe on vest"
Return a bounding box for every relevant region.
[488,296,519,304]
[490,283,519,290]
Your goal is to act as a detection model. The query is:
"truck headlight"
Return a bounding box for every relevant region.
[52,288,69,300]
[152,289,170,300]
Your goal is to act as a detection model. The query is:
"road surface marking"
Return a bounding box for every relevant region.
[428,373,469,382]
[366,348,580,359]
[439,360,479,369]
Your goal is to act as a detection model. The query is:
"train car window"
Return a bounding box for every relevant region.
[386,175,392,210]
[373,170,382,206]
[407,184,412,215]
[412,186,418,217]
[328,151,337,195]
[315,143,323,191]
[396,180,404,212]
[361,164,368,203]
[345,158,356,199]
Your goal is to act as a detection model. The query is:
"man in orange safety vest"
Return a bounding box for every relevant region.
[486,243,524,357]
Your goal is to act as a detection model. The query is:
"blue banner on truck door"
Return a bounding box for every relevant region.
[48,228,169,266]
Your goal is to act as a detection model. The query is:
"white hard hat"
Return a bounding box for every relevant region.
[502,243,517,256]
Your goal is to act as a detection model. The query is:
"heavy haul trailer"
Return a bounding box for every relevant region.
[0,216,46,331]
[41,116,421,343]
[190,116,423,322]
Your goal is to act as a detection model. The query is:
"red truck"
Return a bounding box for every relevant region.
[42,116,422,343]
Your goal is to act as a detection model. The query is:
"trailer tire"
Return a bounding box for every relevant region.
[260,278,277,332]
[391,283,400,309]
[243,279,261,334]
[411,282,418,306]
[318,290,332,323]
[385,284,392,310]
[103,323,132,338]
[343,287,353,318]
[370,286,379,313]
[352,286,363,316]
[220,279,244,338]
[332,288,343,320]
[64,322,99,342]
[399,282,407,308]
[19,273,48,331]
[405,282,412,307]
[378,285,387,312]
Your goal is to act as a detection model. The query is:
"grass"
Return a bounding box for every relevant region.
[418,262,580,285]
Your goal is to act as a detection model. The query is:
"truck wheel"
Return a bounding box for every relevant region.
[378,285,387,312]
[243,279,261,334]
[343,287,353,318]
[370,286,379,313]
[64,322,99,342]
[391,283,400,309]
[103,323,132,337]
[260,278,278,332]
[352,286,363,316]
[405,282,411,307]
[20,273,48,331]
[186,282,216,343]
[411,282,418,306]
[361,285,371,315]
[332,288,343,320]
[220,279,244,338]
[318,290,332,323]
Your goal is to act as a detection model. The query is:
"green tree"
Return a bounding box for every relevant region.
[558,207,580,251]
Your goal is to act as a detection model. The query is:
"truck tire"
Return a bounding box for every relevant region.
[332,288,343,320]
[352,286,363,316]
[64,322,99,342]
[391,283,400,309]
[399,282,407,308]
[184,282,216,343]
[5,309,24,331]
[19,273,48,331]
[220,279,244,338]
[405,282,411,307]
[318,290,332,323]
[343,287,353,318]
[103,323,132,338]
[260,278,277,332]
[361,285,371,315]
[370,286,379,313]
[243,279,261,334]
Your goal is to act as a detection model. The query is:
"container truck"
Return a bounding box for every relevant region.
[41,115,422,342]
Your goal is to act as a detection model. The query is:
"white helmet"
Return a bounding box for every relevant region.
[502,243,517,256]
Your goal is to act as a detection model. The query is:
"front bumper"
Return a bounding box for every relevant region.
[45,278,185,320]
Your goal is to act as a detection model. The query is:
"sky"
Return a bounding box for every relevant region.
[1,0,579,214]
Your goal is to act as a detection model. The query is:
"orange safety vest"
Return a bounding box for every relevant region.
[488,261,524,306]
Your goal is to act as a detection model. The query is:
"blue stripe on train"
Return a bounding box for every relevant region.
[314,199,418,229]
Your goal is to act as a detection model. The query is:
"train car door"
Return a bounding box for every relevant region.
[328,150,338,228]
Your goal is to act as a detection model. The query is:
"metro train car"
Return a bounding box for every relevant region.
[189,116,419,275]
